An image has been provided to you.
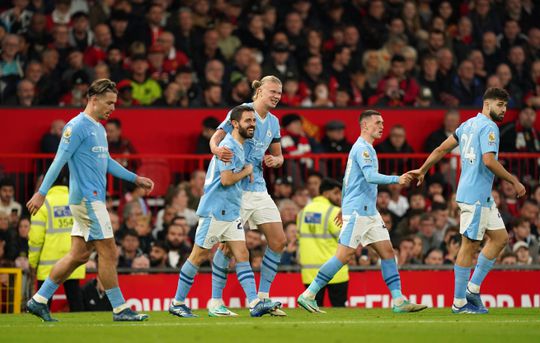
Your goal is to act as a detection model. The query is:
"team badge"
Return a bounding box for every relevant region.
[267,130,272,137]
[363,150,370,158]
[488,132,496,145]
[63,126,72,139]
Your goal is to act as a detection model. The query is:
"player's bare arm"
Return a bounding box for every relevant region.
[220,164,253,186]
[409,135,459,186]
[482,153,526,198]
[210,129,233,162]
[264,142,284,168]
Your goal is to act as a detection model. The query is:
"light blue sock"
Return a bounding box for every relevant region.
[236,261,258,303]
[470,253,496,291]
[36,277,59,300]
[212,249,230,299]
[307,256,343,295]
[454,265,471,300]
[105,287,126,309]
[174,260,199,302]
[259,248,281,294]
[381,258,403,300]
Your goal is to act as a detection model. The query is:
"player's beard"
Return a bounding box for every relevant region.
[489,108,504,122]
[239,125,255,139]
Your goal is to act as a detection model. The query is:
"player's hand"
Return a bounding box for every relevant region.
[334,210,343,228]
[26,192,46,216]
[215,146,234,162]
[514,181,526,198]
[264,155,282,168]
[243,163,253,175]
[398,173,413,186]
[407,169,425,186]
[135,176,155,195]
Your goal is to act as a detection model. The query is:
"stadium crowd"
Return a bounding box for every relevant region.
[0,0,540,108]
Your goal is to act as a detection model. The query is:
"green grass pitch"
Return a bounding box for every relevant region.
[1,308,539,343]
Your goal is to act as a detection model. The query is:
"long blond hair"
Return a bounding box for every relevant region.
[252,75,282,100]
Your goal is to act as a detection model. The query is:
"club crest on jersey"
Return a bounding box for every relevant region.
[362,150,371,162]
[266,130,272,137]
[63,127,72,139]
[488,132,496,145]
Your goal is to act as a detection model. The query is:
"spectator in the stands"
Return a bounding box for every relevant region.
[149,241,169,268]
[424,109,460,153]
[165,217,191,268]
[498,19,528,55]
[158,31,189,74]
[130,54,162,105]
[509,218,539,264]
[134,216,153,255]
[116,79,140,107]
[226,75,251,106]
[451,59,484,106]
[280,113,313,171]
[59,70,90,107]
[424,248,444,266]
[305,171,322,199]
[388,182,409,219]
[263,42,298,82]
[40,119,65,154]
[195,116,220,155]
[117,229,143,268]
[182,170,205,210]
[84,23,112,67]
[173,66,202,107]
[301,82,333,107]
[500,107,539,153]
[273,176,293,201]
[152,82,185,107]
[481,31,504,74]
[514,241,533,265]
[105,118,137,159]
[6,79,36,107]
[375,125,414,175]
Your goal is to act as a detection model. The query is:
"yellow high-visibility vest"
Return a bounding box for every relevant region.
[297,196,348,284]
[29,186,85,281]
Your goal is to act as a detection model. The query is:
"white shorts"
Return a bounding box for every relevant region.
[241,191,281,230]
[339,211,390,249]
[70,200,113,242]
[458,202,505,241]
[194,216,245,249]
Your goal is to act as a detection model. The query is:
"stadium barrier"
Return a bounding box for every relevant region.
[47,268,540,312]
[0,268,22,314]
[1,152,539,206]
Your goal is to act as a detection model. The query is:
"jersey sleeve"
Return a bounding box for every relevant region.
[217,143,237,172]
[272,118,281,141]
[39,123,84,195]
[479,124,499,155]
[454,123,463,143]
[107,156,137,182]
[358,148,399,184]
[217,110,233,134]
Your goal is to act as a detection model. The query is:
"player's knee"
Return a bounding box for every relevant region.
[234,249,250,263]
[269,233,287,252]
[70,250,91,265]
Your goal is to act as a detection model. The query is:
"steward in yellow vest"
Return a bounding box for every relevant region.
[297,178,348,307]
[29,179,85,311]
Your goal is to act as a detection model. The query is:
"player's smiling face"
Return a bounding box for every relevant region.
[93,92,117,120]
[487,99,507,122]
[236,110,256,139]
[258,81,282,109]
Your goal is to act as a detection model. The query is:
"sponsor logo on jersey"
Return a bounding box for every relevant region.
[91,146,108,153]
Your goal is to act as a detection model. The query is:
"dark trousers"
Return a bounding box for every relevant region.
[38,279,84,312]
[304,281,349,307]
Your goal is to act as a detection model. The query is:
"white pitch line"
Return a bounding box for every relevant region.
[1,319,540,328]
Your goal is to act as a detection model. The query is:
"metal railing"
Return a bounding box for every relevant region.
[1,152,539,205]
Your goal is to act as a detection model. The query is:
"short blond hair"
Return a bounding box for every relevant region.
[252,75,282,100]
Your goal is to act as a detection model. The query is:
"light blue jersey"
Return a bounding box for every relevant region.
[455,113,499,207]
[38,113,137,204]
[218,102,281,192]
[341,137,399,216]
[197,133,246,221]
